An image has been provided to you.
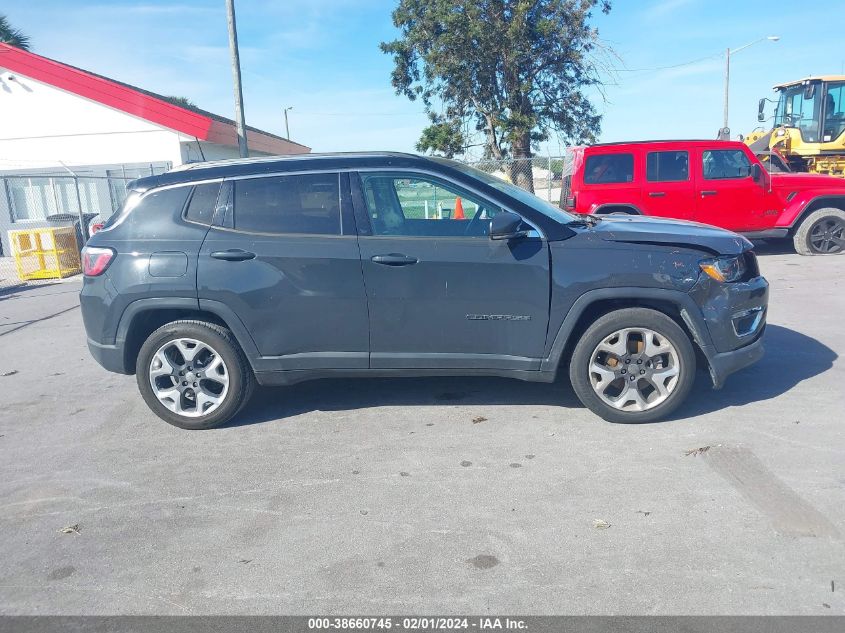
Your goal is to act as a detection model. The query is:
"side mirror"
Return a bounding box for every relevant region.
[751,163,764,183]
[757,98,766,122]
[804,82,816,100]
[489,211,529,241]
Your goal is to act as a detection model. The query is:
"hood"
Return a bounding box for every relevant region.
[770,171,845,190]
[586,214,752,255]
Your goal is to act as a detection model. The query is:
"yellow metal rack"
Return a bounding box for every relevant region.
[8,226,81,281]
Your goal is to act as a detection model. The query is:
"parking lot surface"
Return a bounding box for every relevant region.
[0,245,843,615]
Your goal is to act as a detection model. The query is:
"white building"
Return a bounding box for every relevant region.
[0,43,309,256]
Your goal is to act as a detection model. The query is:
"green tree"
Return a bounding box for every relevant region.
[381,0,610,190]
[162,96,199,111]
[416,113,466,158]
[0,15,30,50]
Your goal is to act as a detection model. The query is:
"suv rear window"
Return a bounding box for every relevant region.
[584,153,634,184]
[232,173,341,235]
[646,151,689,182]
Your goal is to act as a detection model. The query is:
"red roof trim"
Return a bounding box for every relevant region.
[0,43,215,139]
[0,44,309,153]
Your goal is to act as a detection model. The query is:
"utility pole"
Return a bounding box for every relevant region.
[225,0,249,157]
[284,106,293,140]
[721,47,730,140]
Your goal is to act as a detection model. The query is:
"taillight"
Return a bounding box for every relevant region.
[565,195,576,210]
[82,247,115,276]
[89,222,105,236]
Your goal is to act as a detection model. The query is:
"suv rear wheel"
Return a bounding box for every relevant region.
[136,320,255,429]
[793,207,845,255]
[569,308,696,423]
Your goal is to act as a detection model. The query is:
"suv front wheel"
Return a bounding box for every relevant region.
[569,308,696,423]
[136,320,255,429]
[793,207,845,255]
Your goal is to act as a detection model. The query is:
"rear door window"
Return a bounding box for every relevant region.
[232,173,341,235]
[646,151,689,182]
[583,153,634,184]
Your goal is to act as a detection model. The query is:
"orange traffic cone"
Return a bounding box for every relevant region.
[453,196,465,220]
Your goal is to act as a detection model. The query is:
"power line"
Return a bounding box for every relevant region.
[615,52,723,73]
[296,111,427,117]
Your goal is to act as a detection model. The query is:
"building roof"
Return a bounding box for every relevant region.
[0,43,310,155]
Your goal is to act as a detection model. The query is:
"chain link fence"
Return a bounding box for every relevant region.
[0,163,169,292]
[464,153,577,206]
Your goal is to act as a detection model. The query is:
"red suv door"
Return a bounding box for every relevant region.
[641,148,695,220]
[694,146,766,231]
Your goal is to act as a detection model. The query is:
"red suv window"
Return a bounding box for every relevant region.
[584,153,634,184]
[646,151,689,182]
[702,149,752,179]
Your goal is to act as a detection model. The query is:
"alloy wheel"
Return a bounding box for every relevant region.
[148,338,229,418]
[588,327,681,412]
[808,217,845,254]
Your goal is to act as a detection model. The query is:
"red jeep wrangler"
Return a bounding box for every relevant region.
[563,140,845,255]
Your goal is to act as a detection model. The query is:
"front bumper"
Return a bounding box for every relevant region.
[705,330,765,388]
[687,272,769,388]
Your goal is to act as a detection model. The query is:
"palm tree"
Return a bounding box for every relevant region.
[0,15,30,50]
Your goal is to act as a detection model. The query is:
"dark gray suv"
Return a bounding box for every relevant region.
[80,152,768,429]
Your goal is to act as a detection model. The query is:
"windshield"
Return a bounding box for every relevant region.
[431,157,577,224]
[774,84,821,142]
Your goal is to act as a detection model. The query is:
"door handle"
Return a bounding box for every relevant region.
[210,249,256,261]
[648,192,666,197]
[701,190,718,197]
[371,253,419,266]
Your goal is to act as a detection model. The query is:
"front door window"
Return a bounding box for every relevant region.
[359,174,502,238]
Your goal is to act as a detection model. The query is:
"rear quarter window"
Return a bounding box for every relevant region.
[184,182,222,226]
[584,153,635,184]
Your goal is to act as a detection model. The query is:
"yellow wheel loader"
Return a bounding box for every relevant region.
[744,76,845,176]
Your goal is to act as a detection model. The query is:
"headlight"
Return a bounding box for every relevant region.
[699,255,746,283]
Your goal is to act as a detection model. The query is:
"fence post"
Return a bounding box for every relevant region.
[74,176,87,246]
[547,155,552,201]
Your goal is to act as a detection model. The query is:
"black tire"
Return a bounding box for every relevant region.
[792,207,845,255]
[569,308,697,424]
[135,320,255,430]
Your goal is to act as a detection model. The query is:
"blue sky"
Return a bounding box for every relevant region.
[4,0,845,156]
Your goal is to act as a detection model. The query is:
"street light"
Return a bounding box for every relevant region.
[284,106,293,140]
[720,35,779,140]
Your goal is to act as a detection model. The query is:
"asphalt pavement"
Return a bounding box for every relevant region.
[0,244,842,614]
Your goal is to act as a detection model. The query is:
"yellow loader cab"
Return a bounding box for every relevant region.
[745,76,845,176]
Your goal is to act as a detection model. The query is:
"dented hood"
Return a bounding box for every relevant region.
[587,214,752,255]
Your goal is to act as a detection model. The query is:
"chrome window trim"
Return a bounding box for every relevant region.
[131,166,547,239]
